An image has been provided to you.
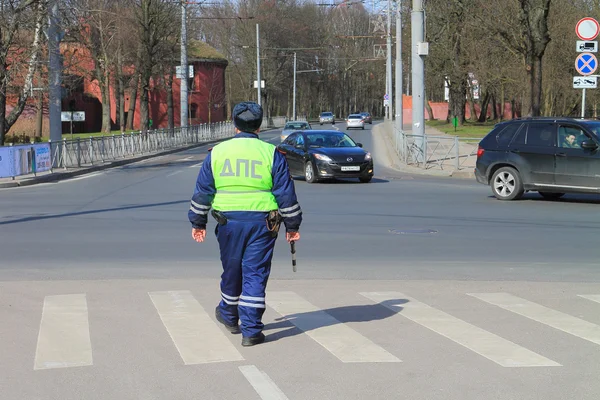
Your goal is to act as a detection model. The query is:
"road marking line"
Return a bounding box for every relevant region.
[189,162,203,168]
[59,172,104,183]
[176,156,193,162]
[267,291,400,363]
[361,292,559,367]
[166,170,182,177]
[149,291,244,364]
[239,365,289,400]
[469,293,600,346]
[34,294,93,370]
[579,294,600,304]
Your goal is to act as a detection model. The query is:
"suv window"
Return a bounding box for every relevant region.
[496,123,522,146]
[525,123,555,147]
[558,125,586,149]
[511,122,555,147]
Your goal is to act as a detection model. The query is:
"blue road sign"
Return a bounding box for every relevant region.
[575,53,598,76]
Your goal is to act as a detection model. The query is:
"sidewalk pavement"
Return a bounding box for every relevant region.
[375,121,478,179]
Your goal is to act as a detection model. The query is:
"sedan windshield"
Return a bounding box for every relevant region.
[285,123,309,130]
[306,133,356,148]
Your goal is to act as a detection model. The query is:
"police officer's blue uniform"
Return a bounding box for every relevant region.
[188,102,302,346]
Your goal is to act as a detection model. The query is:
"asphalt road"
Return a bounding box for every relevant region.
[1,122,600,400]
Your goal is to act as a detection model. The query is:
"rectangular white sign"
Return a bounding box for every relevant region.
[577,41,598,53]
[176,65,194,78]
[573,76,597,89]
[61,111,85,121]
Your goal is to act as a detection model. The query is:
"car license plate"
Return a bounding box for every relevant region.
[341,166,360,171]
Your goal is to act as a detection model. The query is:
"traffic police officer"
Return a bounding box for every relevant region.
[188,101,302,346]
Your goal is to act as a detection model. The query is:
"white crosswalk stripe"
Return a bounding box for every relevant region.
[149,290,244,364]
[469,293,600,346]
[579,294,600,304]
[34,294,93,370]
[360,292,560,367]
[19,289,600,371]
[267,291,401,363]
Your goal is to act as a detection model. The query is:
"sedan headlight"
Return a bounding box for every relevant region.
[314,153,333,162]
[364,152,372,161]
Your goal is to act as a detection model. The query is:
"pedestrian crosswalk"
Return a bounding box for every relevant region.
[8,287,600,371]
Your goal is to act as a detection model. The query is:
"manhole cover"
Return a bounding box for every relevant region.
[389,229,438,235]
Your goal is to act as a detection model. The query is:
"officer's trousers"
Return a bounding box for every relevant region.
[216,211,277,338]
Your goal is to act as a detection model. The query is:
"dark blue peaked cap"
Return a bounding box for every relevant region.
[233,101,263,132]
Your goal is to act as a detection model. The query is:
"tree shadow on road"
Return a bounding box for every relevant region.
[0,200,189,225]
[263,298,409,342]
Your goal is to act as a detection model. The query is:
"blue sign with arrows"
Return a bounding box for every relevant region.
[576,53,598,76]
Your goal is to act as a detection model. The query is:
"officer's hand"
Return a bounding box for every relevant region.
[286,231,300,242]
[192,228,206,243]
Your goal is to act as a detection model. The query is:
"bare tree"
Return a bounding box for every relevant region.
[0,0,45,145]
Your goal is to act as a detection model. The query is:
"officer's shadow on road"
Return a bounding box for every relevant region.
[263,299,409,342]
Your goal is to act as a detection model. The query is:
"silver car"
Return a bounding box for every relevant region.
[319,112,335,125]
[346,114,365,130]
[280,121,312,142]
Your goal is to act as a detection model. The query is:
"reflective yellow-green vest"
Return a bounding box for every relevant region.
[211,138,279,211]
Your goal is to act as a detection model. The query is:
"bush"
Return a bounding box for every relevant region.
[3,133,33,144]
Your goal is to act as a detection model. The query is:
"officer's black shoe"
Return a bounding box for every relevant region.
[241,332,266,347]
[215,307,240,334]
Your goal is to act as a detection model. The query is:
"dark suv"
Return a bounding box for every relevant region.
[475,117,600,200]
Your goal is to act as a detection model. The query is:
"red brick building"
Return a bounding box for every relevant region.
[11,40,226,135]
[59,40,228,134]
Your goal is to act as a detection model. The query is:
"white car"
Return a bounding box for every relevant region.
[280,121,312,142]
[346,114,365,130]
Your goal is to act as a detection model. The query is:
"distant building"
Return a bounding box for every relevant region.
[60,39,228,133]
[6,39,228,136]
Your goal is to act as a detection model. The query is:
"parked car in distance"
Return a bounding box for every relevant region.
[346,114,365,130]
[475,117,600,200]
[280,121,312,142]
[276,130,374,183]
[319,112,335,125]
[359,112,372,124]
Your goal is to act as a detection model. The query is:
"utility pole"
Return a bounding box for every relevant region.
[293,52,297,120]
[48,0,63,150]
[180,0,188,128]
[411,0,426,161]
[386,0,392,120]
[395,0,403,151]
[256,24,261,106]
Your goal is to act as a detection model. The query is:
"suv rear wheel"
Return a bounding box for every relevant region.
[491,167,524,200]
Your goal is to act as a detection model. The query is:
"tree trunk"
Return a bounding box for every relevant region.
[101,71,111,134]
[139,71,150,132]
[491,94,498,121]
[448,75,467,125]
[478,90,491,122]
[500,85,505,121]
[167,68,174,130]
[0,64,6,146]
[425,99,434,121]
[36,91,43,138]
[531,56,543,116]
[126,73,139,130]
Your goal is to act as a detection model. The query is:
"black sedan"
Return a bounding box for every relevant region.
[277,130,374,183]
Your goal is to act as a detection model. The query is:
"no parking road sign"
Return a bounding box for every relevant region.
[575,53,598,76]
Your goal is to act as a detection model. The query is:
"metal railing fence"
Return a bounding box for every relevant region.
[49,122,235,170]
[390,127,483,171]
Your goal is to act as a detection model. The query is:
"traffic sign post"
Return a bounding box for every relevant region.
[575,18,600,118]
